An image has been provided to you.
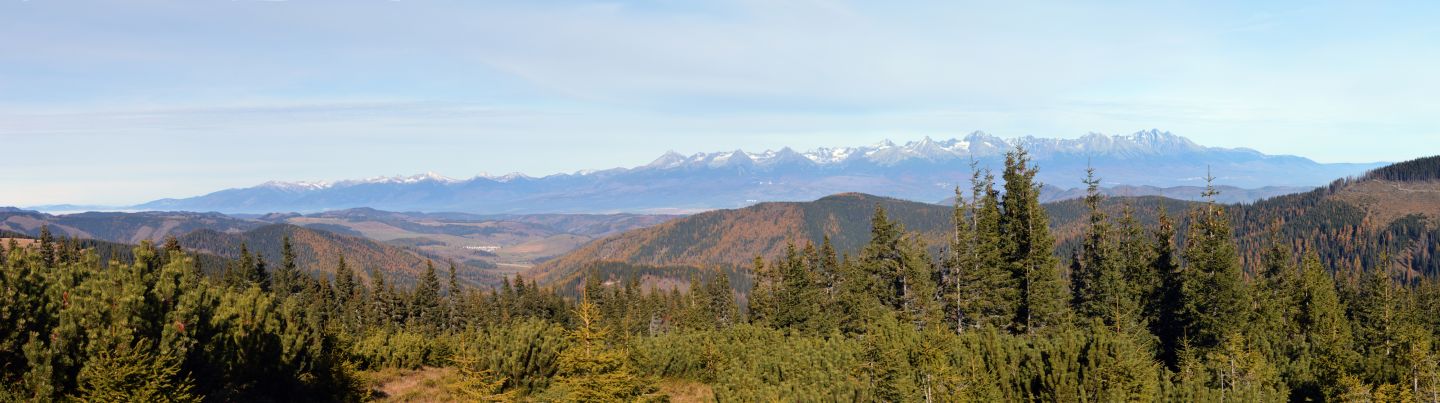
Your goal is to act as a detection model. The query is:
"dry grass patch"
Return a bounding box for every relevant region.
[365,367,461,402]
[657,378,715,403]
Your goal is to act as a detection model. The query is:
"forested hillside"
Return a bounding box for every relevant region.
[539,155,1440,297]
[0,210,260,244]
[5,148,1438,401]
[531,192,954,284]
[1232,155,1440,280]
[179,224,498,287]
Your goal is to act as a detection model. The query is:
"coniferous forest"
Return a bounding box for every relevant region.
[6,149,1440,402]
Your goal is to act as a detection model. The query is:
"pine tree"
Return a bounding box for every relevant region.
[862,314,921,401]
[1001,147,1069,333]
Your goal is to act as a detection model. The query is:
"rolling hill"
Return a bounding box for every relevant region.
[531,193,955,285]
[531,192,1195,288]
[533,155,1440,291]
[0,207,676,288]
[263,208,679,273]
[0,210,261,244]
[177,224,497,287]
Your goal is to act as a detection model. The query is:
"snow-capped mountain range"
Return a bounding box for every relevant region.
[128,130,1383,214]
[640,130,1205,169]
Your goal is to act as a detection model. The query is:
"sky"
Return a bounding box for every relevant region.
[2,0,1438,206]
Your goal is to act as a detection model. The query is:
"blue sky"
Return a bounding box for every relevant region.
[2,0,1438,206]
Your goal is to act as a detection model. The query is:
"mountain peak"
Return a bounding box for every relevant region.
[646,150,688,169]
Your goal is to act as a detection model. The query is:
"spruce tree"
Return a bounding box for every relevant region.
[273,236,301,295]
[1000,147,1068,333]
[1116,203,1159,330]
[1070,167,1139,331]
[333,255,355,307]
[251,256,270,291]
[38,225,55,268]
[774,243,821,332]
[705,273,738,329]
[747,256,777,326]
[447,261,463,331]
[1352,262,1407,385]
[412,260,442,329]
[552,293,657,401]
[949,165,1015,333]
[1149,206,1188,369]
[1178,175,1250,351]
[857,206,941,329]
[1297,252,1355,399]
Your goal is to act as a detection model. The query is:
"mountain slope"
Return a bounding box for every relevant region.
[126,130,1384,214]
[178,224,497,287]
[1230,155,1440,279]
[533,155,1440,289]
[530,193,953,283]
[0,210,261,244]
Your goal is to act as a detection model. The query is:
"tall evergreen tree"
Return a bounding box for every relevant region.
[37,225,55,268]
[333,255,355,306]
[1297,252,1355,399]
[948,165,1014,332]
[273,236,301,295]
[773,243,821,332]
[1000,147,1069,333]
[1351,261,1408,385]
[1178,175,1250,351]
[447,261,463,331]
[857,206,942,330]
[747,256,778,327]
[1250,239,1302,392]
[704,273,738,329]
[1070,167,1139,331]
[1151,206,1187,368]
[1116,203,1159,329]
[412,260,443,329]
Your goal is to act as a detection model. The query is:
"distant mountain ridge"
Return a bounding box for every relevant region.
[127,130,1385,214]
[533,155,1440,290]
